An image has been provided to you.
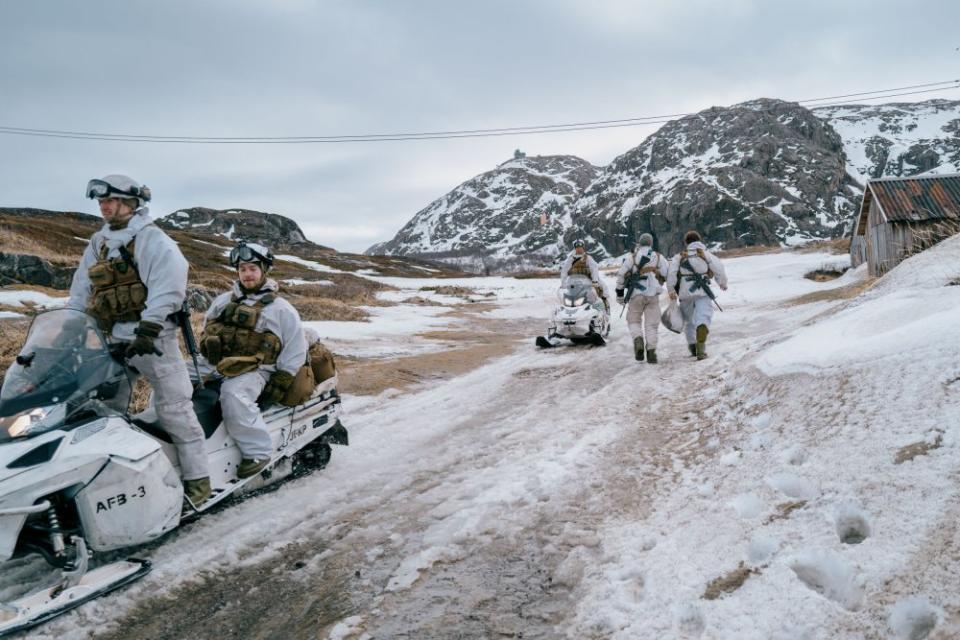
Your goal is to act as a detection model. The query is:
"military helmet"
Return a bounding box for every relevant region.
[86,175,151,207]
[573,239,585,249]
[229,240,274,270]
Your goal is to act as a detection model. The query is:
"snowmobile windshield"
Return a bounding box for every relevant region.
[0,310,131,442]
[561,277,593,307]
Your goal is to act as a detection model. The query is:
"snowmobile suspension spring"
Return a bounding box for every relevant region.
[46,507,66,555]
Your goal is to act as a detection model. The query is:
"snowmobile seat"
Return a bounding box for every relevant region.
[131,381,223,442]
[191,382,223,439]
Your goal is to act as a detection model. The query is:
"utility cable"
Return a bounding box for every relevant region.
[0,80,956,144]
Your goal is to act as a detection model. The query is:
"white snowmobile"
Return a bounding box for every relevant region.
[535,276,611,348]
[0,309,347,636]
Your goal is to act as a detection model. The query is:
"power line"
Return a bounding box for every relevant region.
[0,80,957,144]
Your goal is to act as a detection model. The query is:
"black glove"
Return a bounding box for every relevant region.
[615,288,625,303]
[258,370,295,406]
[125,321,164,358]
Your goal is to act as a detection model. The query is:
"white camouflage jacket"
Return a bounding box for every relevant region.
[560,251,600,284]
[666,241,728,300]
[67,208,188,341]
[616,247,669,297]
[202,279,307,376]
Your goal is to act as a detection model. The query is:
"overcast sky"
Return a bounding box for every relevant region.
[1,1,958,252]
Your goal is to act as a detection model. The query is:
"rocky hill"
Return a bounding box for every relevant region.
[159,207,324,250]
[0,207,462,294]
[368,155,598,272]
[575,99,862,257]
[371,98,960,267]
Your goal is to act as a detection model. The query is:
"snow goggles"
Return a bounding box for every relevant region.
[85,179,149,201]
[229,242,272,268]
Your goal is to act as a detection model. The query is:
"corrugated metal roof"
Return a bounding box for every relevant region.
[867,173,960,223]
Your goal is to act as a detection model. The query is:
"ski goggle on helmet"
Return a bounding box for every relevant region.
[229,241,274,269]
[573,239,585,249]
[85,176,151,202]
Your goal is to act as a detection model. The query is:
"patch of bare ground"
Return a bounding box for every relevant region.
[511,270,555,280]
[418,285,495,299]
[804,268,848,282]
[703,562,759,600]
[764,500,808,525]
[715,244,782,258]
[794,237,851,254]
[337,317,529,397]
[93,537,356,640]
[785,278,875,306]
[895,433,944,464]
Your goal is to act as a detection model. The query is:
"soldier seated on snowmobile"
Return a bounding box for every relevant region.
[199,241,315,479]
[560,239,609,312]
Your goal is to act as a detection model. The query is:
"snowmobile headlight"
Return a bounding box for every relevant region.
[574,297,585,306]
[564,297,574,306]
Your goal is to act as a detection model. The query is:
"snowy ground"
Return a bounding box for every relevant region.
[10,244,960,639]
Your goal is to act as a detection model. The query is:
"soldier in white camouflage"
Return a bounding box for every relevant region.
[666,230,728,360]
[616,233,669,363]
[67,175,211,507]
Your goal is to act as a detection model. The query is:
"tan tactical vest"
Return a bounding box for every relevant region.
[200,294,283,374]
[568,255,592,277]
[86,239,148,331]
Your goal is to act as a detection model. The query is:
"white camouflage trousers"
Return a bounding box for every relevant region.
[626,295,661,348]
[220,370,273,460]
[680,296,715,344]
[128,334,209,481]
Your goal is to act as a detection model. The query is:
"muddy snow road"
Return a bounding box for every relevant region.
[28,250,948,640]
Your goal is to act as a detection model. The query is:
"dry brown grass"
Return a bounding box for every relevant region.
[794,237,851,255]
[785,278,875,306]
[895,434,943,464]
[703,562,759,600]
[764,500,808,525]
[0,318,29,380]
[0,213,99,265]
[715,244,782,258]
[512,270,556,279]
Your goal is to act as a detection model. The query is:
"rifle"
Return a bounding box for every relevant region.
[173,299,205,388]
[619,253,652,317]
[680,258,723,311]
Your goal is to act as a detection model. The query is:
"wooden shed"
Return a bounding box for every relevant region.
[850,173,960,276]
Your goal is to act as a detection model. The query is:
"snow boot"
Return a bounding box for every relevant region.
[633,336,645,361]
[238,457,270,479]
[687,343,697,357]
[183,477,211,507]
[696,325,708,360]
[646,349,657,364]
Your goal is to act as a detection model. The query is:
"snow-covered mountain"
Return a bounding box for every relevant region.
[370,98,960,269]
[367,155,598,272]
[813,99,960,183]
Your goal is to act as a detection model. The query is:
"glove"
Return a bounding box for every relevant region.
[125,321,164,358]
[258,370,295,406]
[615,288,624,304]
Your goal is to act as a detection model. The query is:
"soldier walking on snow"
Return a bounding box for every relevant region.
[616,233,668,363]
[67,175,211,507]
[666,230,728,360]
